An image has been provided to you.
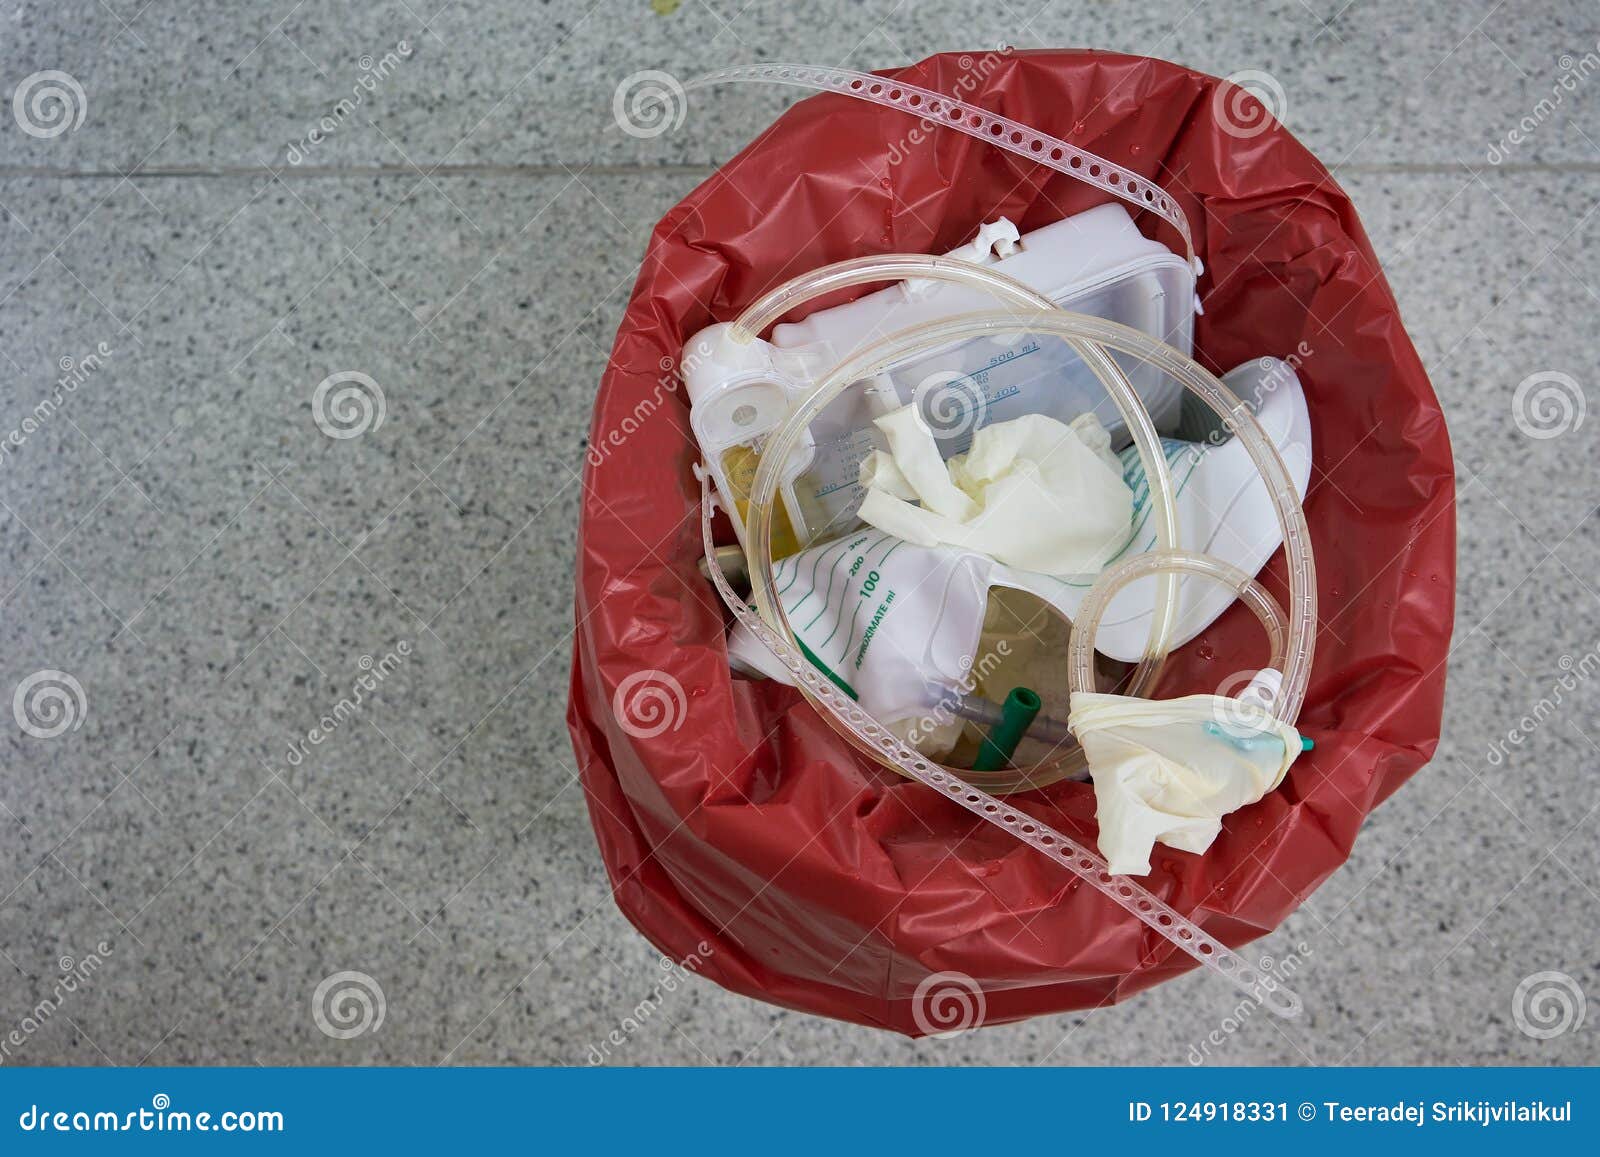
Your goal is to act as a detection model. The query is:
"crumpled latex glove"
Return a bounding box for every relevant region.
[1067,690,1302,876]
[856,405,1133,575]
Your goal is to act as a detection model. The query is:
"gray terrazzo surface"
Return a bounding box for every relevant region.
[2,0,1597,1065]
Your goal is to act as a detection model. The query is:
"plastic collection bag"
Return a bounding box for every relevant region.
[569,50,1454,1034]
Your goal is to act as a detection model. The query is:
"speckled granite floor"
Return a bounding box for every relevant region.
[1,0,1596,1066]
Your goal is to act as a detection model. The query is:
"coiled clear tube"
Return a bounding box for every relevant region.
[1068,551,1292,709]
[746,308,1317,726]
[729,255,1182,786]
[683,63,1199,273]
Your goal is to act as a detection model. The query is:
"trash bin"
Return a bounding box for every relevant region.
[568,49,1455,1034]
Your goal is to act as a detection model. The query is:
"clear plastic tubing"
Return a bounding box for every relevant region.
[730,255,1183,767]
[1068,551,1295,716]
[748,308,1318,726]
[683,63,1200,275]
[731,254,1068,344]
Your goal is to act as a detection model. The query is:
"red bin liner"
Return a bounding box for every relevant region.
[568,49,1455,1034]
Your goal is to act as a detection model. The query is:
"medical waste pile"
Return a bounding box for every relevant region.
[572,54,1455,1031]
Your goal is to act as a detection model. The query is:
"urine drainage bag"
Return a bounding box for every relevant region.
[568,49,1455,1034]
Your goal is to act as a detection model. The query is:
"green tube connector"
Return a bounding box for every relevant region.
[972,687,1043,772]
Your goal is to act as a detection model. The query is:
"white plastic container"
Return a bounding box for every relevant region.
[682,203,1195,551]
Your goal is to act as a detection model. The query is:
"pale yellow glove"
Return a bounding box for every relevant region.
[1068,690,1302,876]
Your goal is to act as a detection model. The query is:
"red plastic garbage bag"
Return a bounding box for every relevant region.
[568,49,1454,1034]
